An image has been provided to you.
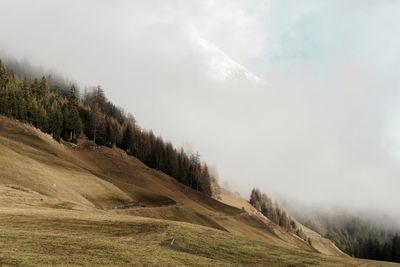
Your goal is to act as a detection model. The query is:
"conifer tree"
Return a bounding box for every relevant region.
[49,101,63,140]
[37,76,48,98]
[105,119,116,147]
[65,85,82,141]
[122,123,134,153]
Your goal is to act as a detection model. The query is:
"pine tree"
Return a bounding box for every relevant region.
[27,98,39,126]
[199,164,212,196]
[260,193,272,215]
[17,92,27,120]
[37,105,49,132]
[105,119,116,147]
[49,101,63,140]
[250,188,259,207]
[0,60,9,92]
[37,76,48,98]
[122,123,134,153]
[268,206,279,224]
[65,85,82,141]
[279,211,290,230]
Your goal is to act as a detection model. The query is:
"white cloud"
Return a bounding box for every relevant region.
[1,0,400,220]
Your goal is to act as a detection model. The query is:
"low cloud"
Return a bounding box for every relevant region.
[1,0,400,220]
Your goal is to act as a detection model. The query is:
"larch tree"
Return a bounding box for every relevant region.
[122,122,134,153]
[65,85,82,141]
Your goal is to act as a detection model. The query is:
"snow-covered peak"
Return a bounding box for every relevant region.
[189,29,262,83]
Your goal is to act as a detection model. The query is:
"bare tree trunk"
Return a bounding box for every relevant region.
[93,119,96,144]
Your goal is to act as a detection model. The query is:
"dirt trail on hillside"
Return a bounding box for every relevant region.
[113,202,184,210]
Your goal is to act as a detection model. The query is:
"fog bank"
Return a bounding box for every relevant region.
[1,0,400,220]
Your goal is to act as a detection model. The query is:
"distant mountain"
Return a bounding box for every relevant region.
[193,35,262,83]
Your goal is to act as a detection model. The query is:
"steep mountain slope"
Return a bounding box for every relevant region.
[0,116,396,266]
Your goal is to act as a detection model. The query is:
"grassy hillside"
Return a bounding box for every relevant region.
[2,208,398,267]
[0,116,398,266]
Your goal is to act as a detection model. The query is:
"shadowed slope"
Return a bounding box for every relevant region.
[1,116,394,266]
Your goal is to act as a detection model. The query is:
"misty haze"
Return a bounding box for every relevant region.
[0,0,399,266]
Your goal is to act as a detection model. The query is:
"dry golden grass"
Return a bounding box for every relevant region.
[0,116,398,266]
[0,207,398,267]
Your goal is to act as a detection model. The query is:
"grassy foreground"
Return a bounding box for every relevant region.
[0,208,397,267]
[0,117,398,266]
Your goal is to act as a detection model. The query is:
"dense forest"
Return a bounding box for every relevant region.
[250,188,400,263]
[249,188,308,241]
[297,211,400,263]
[355,235,400,262]
[0,59,216,196]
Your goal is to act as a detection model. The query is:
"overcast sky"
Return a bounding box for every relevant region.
[1,0,400,218]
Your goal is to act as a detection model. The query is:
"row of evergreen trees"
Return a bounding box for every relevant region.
[249,188,307,240]
[0,60,216,196]
[294,206,400,263]
[319,215,400,263]
[355,236,400,262]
